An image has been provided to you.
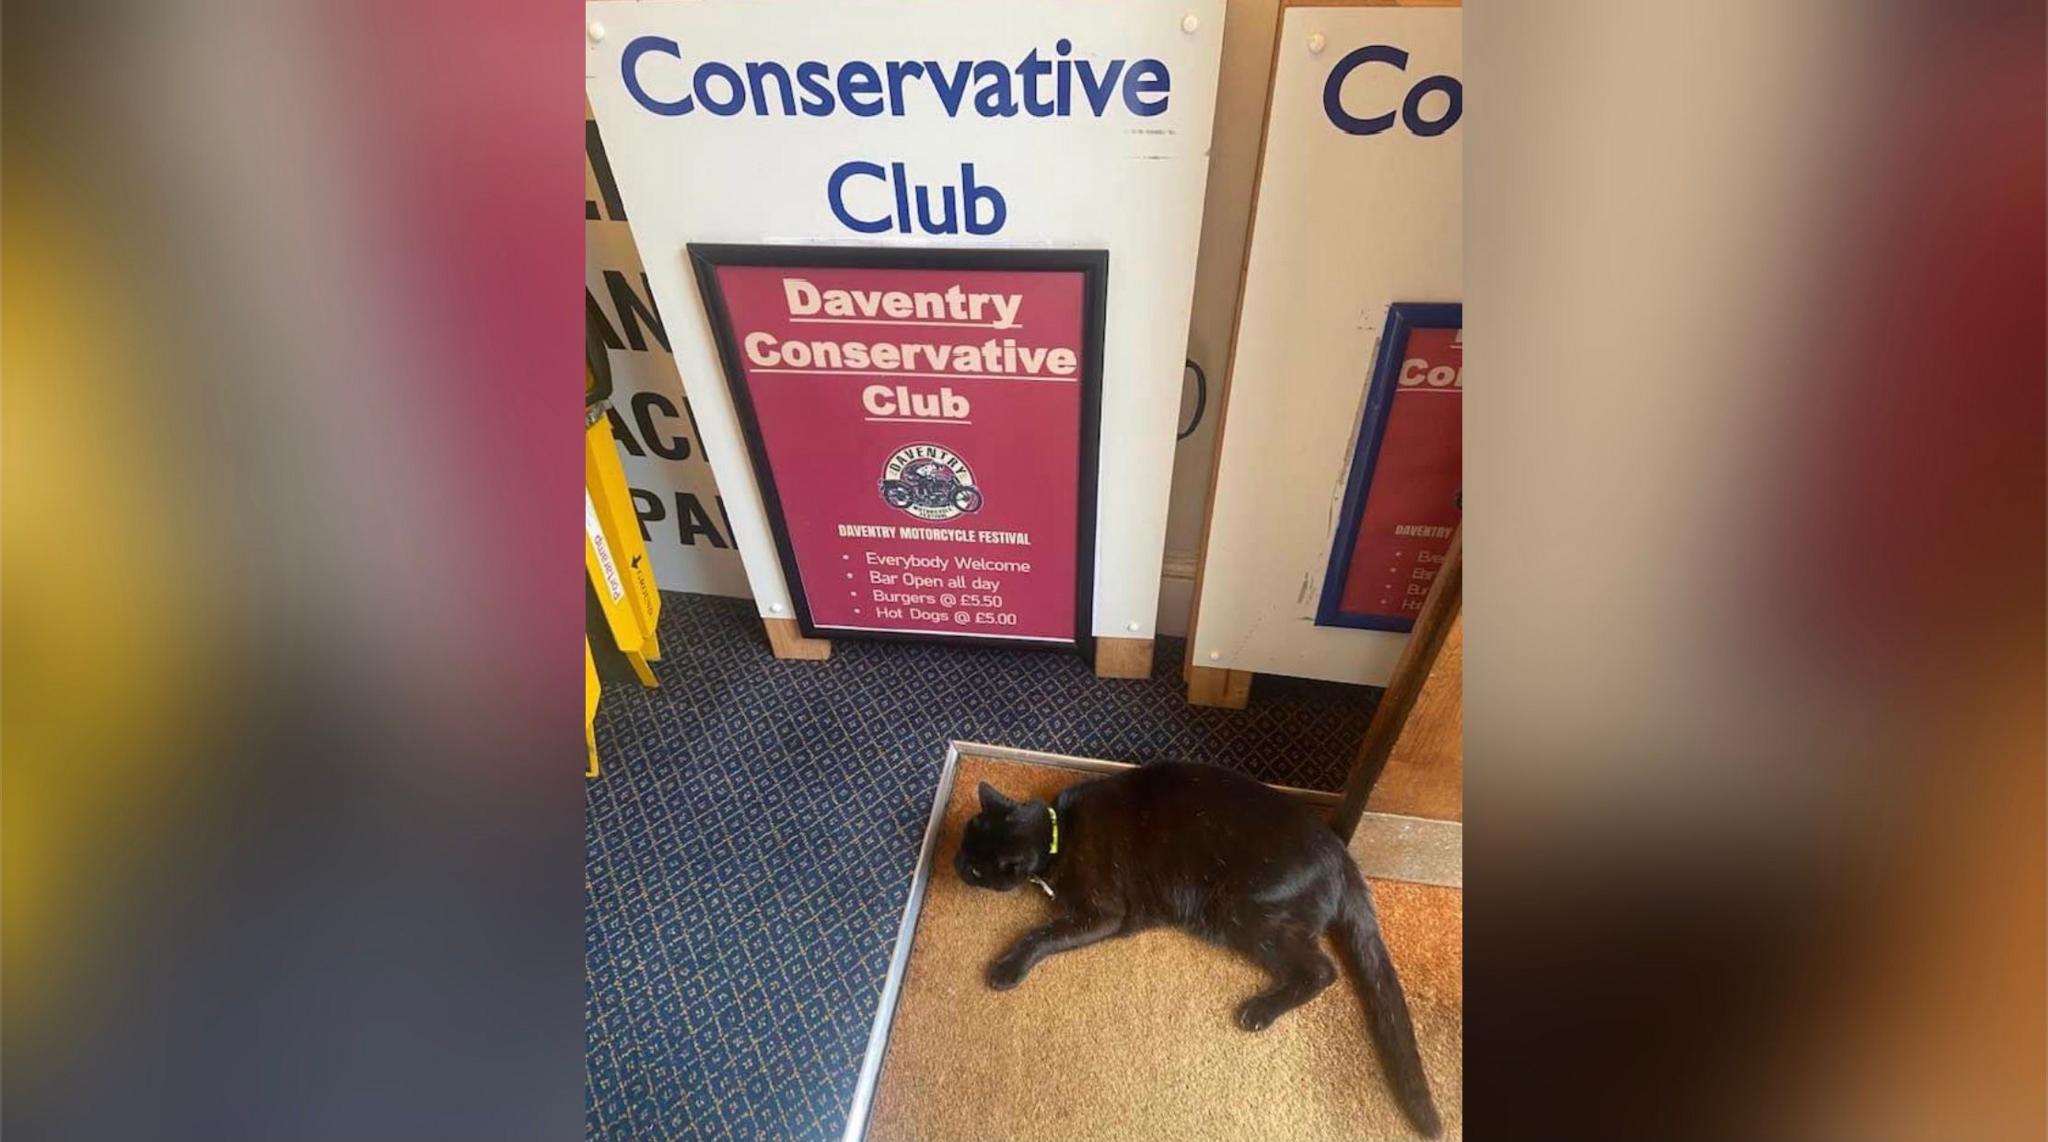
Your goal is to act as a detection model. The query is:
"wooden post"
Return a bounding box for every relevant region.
[1186,664,1253,709]
[763,617,831,661]
[1332,530,1460,839]
[1094,637,1155,680]
[1365,615,1462,820]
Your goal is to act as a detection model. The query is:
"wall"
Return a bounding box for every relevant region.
[1188,4,1462,685]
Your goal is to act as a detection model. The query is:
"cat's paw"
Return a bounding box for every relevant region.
[1236,996,1283,1032]
[986,954,1031,991]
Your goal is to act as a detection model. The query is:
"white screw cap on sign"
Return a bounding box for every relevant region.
[587,21,606,43]
[770,603,784,614]
[1308,32,1327,54]
[1127,621,1141,632]
[1181,13,1200,34]
[1208,651,1221,661]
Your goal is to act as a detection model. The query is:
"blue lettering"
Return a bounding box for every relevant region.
[962,163,1006,235]
[972,61,1018,117]
[889,162,913,232]
[1054,38,1074,116]
[744,61,796,116]
[622,43,1172,122]
[1323,44,1405,135]
[1076,57,1125,115]
[839,61,884,116]
[1020,49,1054,117]
[827,161,892,234]
[1402,73,1461,136]
[925,60,974,116]
[885,60,925,116]
[914,182,958,233]
[826,161,1007,235]
[796,61,834,115]
[621,36,693,116]
[1122,58,1170,117]
[1324,44,1460,136]
[694,61,746,115]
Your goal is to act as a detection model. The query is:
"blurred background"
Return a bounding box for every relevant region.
[1466,2,2044,1137]
[3,0,585,1137]
[4,0,2040,1139]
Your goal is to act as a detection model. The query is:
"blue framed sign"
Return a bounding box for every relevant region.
[1315,302,1462,631]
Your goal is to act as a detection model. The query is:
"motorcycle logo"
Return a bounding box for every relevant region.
[878,443,983,522]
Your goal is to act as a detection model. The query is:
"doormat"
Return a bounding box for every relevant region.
[842,743,1462,1142]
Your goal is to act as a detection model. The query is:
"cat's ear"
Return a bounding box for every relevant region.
[978,782,1017,814]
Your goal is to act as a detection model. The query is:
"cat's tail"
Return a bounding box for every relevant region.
[1332,872,1441,1138]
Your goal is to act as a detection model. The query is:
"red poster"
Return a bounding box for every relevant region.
[1318,304,1462,631]
[692,247,1103,647]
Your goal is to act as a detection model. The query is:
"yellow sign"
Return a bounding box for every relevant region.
[587,485,658,687]
[585,638,602,778]
[585,412,663,659]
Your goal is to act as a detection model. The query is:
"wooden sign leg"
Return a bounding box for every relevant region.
[1094,637,1155,679]
[1186,664,1253,709]
[1332,531,1461,840]
[763,617,832,661]
[1364,615,1462,820]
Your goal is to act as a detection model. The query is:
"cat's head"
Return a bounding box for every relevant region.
[954,782,1047,892]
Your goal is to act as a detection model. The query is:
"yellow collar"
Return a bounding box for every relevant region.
[1046,804,1059,855]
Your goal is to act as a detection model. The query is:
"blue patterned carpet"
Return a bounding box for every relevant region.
[586,592,1377,1141]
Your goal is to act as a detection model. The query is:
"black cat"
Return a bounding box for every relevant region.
[955,762,1441,1138]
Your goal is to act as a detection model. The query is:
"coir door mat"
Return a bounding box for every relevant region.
[847,745,1463,1142]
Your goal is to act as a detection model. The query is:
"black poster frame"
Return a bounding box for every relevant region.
[688,243,1107,656]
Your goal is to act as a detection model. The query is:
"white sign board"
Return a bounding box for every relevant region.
[585,0,1224,641]
[1191,4,1461,686]
[586,114,750,598]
